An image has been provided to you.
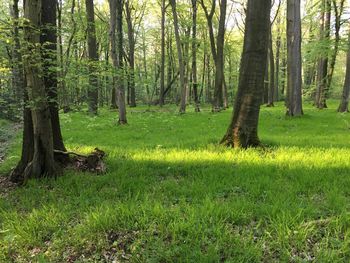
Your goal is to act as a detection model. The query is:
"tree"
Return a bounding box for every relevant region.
[338,31,350,113]
[159,0,166,106]
[286,0,303,116]
[200,0,227,112]
[169,0,186,113]
[85,0,99,115]
[191,0,200,112]
[109,0,127,124]
[315,0,331,109]
[41,0,66,153]
[21,0,57,179]
[221,0,271,148]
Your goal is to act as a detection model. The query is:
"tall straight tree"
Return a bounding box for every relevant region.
[10,0,23,105]
[125,0,136,107]
[315,0,331,109]
[191,0,200,112]
[85,0,99,114]
[169,0,186,113]
[221,0,271,148]
[11,0,68,182]
[200,0,227,112]
[338,31,350,113]
[41,0,66,153]
[159,0,166,106]
[109,0,127,124]
[22,0,57,179]
[286,0,303,116]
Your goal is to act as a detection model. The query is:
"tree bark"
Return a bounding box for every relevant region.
[41,0,66,154]
[125,0,136,107]
[213,0,226,111]
[221,0,271,148]
[22,0,58,179]
[159,0,166,106]
[10,0,23,107]
[338,31,350,113]
[191,0,200,112]
[315,0,330,109]
[85,0,99,115]
[109,0,127,124]
[286,0,303,116]
[169,0,186,113]
[267,28,275,107]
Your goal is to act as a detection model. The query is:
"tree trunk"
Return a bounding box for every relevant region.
[212,0,226,111]
[286,0,303,116]
[41,0,66,154]
[10,0,23,107]
[85,0,99,115]
[125,0,136,107]
[170,0,186,113]
[221,0,271,148]
[267,28,275,107]
[338,31,350,113]
[23,0,58,179]
[191,0,200,112]
[315,0,330,109]
[159,0,166,106]
[275,17,281,101]
[326,0,344,95]
[109,0,127,124]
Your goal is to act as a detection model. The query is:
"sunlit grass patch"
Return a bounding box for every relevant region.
[1,101,350,261]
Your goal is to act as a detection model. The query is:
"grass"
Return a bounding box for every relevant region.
[1,100,350,262]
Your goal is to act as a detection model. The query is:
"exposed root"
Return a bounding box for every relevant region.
[56,148,107,174]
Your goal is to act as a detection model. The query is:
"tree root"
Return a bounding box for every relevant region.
[55,148,107,173]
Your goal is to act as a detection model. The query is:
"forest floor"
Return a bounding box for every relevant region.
[1,100,350,262]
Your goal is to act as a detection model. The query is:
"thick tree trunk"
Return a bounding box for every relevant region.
[286,0,303,116]
[170,0,186,113]
[221,0,271,148]
[85,0,99,115]
[23,0,57,179]
[41,0,66,154]
[338,32,350,113]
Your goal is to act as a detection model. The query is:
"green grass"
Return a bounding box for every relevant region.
[1,101,350,262]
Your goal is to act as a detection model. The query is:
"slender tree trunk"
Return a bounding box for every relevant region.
[267,28,275,107]
[85,0,99,114]
[191,0,200,112]
[125,0,136,107]
[315,0,330,109]
[286,0,303,116]
[159,0,166,106]
[109,0,127,123]
[275,17,281,101]
[170,0,186,113]
[10,0,23,107]
[326,0,344,94]
[212,0,226,111]
[221,0,271,148]
[338,31,350,113]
